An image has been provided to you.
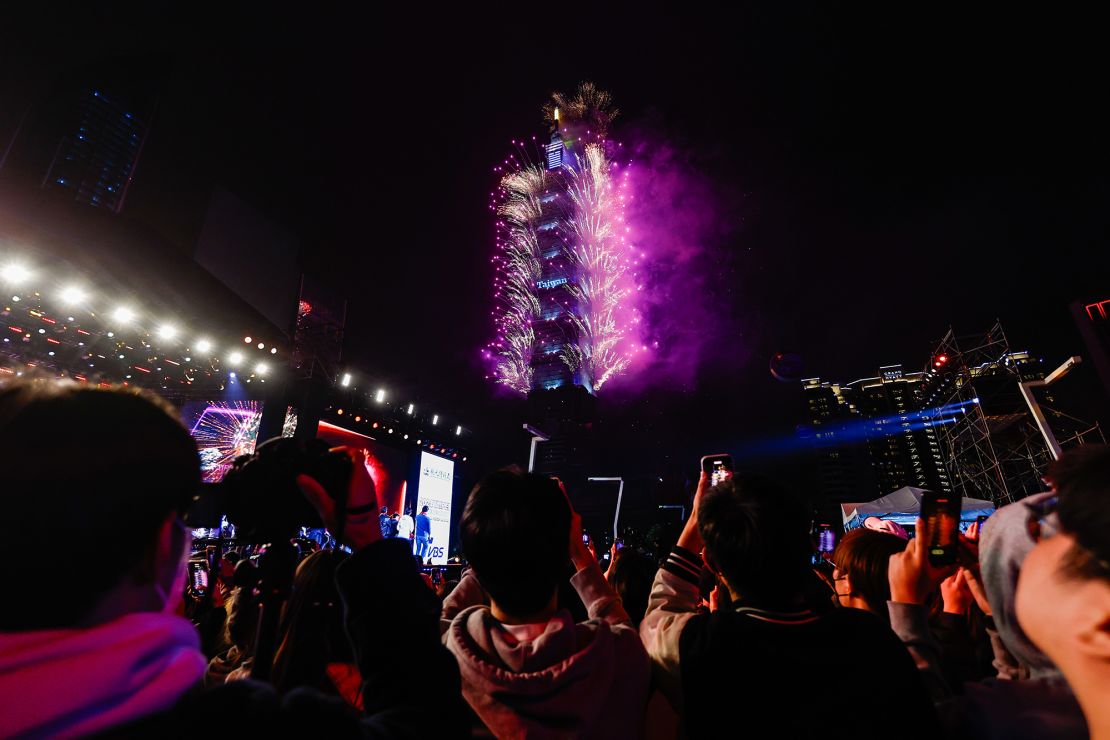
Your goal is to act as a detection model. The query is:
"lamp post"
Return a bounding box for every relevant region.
[1018,356,1082,460]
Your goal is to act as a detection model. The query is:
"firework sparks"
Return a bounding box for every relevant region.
[488,83,641,394]
[561,143,634,391]
[488,164,549,393]
[187,400,263,482]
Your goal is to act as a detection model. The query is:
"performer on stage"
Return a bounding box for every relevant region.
[415,505,433,562]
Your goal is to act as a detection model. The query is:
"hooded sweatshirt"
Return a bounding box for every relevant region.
[441,561,651,739]
[0,612,206,738]
[889,492,1087,739]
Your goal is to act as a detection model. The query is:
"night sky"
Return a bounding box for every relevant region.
[6,5,1109,484]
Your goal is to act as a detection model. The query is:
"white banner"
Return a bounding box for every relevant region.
[416,451,455,565]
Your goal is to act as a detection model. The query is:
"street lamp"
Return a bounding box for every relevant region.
[1019,356,1082,460]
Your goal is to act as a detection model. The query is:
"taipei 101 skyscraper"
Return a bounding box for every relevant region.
[486,83,641,399]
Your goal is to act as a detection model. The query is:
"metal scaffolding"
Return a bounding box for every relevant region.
[927,322,1103,506]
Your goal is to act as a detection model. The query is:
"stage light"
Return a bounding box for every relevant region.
[403,434,409,439]
[341,373,352,387]
[2,264,31,284]
[463,457,467,462]
[407,403,414,415]
[112,306,135,324]
[373,422,379,428]
[157,325,177,340]
[355,416,361,422]
[416,439,422,444]
[59,286,86,305]
[375,389,385,403]
[255,363,267,375]
[11,295,19,302]
[270,347,277,354]
[337,408,344,414]
[244,336,252,344]
[228,352,243,366]
[195,339,213,354]
[229,372,237,379]
[257,342,264,349]
[388,428,393,434]
[432,414,439,425]
[456,426,462,436]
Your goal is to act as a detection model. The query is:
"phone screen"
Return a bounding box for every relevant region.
[922,491,961,566]
[701,454,734,487]
[582,533,590,544]
[190,562,208,593]
[817,525,836,554]
[615,538,624,551]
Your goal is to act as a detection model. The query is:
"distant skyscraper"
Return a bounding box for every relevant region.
[802,364,952,505]
[488,83,637,397]
[43,87,149,213]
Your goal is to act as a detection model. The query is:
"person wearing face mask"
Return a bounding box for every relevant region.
[0,382,468,738]
[831,528,909,620]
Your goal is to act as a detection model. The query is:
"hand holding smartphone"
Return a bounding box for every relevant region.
[700,454,734,487]
[921,490,962,567]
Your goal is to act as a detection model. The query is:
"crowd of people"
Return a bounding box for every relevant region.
[0,380,1108,738]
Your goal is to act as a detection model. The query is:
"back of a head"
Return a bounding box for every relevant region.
[272,550,351,694]
[460,468,570,617]
[0,381,200,631]
[1051,444,1110,584]
[698,475,812,607]
[832,528,908,617]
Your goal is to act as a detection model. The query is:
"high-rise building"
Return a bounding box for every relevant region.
[43,87,149,213]
[488,83,632,398]
[802,364,952,506]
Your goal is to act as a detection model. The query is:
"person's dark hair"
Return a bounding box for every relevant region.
[831,528,909,618]
[224,584,260,653]
[0,381,200,630]
[380,506,388,515]
[421,505,429,514]
[697,475,813,607]
[231,559,259,590]
[271,550,354,696]
[1049,444,1110,583]
[460,467,570,616]
[608,550,657,625]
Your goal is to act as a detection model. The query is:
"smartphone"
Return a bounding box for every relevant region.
[614,538,624,551]
[582,532,590,545]
[701,454,734,486]
[189,561,208,595]
[921,490,962,566]
[432,568,443,586]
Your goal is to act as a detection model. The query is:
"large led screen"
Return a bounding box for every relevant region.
[416,451,455,565]
[181,400,264,483]
[316,421,410,523]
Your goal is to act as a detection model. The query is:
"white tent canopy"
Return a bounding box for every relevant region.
[841,486,994,528]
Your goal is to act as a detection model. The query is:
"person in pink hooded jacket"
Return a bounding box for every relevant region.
[440,468,651,739]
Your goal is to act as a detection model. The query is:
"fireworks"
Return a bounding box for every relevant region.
[490,165,548,393]
[488,83,640,394]
[187,400,263,482]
